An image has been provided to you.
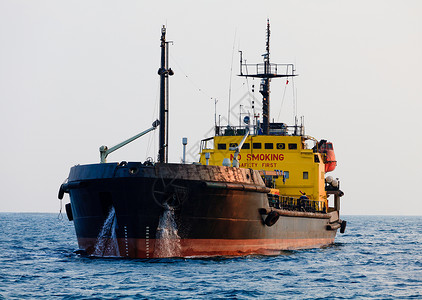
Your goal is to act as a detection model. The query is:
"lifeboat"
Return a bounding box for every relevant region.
[318,140,337,172]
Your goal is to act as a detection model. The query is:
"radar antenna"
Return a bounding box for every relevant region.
[239,19,296,135]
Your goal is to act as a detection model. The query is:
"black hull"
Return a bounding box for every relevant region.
[63,163,338,258]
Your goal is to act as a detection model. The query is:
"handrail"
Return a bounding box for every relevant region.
[215,124,304,137]
[240,63,295,78]
[267,194,327,213]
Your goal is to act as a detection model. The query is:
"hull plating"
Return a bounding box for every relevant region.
[66,163,337,258]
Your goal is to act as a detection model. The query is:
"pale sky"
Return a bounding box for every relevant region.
[0,0,421,215]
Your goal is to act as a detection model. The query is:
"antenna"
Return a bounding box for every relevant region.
[227,29,237,126]
[239,50,243,75]
[213,98,218,133]
[238,19,296,135]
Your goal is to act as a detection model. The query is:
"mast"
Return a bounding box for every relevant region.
[261,20,271,135]
[239,19,296,135]
[158,26,173,163]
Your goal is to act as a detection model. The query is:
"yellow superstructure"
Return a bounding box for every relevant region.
[199,133,327,208]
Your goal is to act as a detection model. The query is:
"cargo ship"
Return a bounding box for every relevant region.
[58,21,345,258]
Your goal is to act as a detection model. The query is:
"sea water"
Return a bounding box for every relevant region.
[0,214,420,299]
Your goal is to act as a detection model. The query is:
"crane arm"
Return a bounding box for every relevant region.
[99,120,160,163]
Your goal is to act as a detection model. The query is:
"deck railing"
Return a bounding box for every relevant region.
[267,194,327,213]
[240,63,295,78]
[214,124,304,137]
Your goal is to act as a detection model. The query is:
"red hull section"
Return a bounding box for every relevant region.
[77,236,336,258]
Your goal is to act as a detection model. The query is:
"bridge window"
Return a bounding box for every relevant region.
[303,171,309,179]
[288,143,297,150]
[265,143,273,149]
[253,143,262,149]
[217,143,226,150]
[242,143,250,149]
[276,143,285,150]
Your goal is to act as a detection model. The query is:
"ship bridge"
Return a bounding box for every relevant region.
[198,20,336,213]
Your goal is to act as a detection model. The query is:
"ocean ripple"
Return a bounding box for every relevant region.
[0,214,421,299]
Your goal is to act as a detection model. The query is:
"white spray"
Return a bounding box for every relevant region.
[93,206,120,257]
[154,203,181,258]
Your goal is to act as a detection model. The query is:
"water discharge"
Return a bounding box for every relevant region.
[93,206,120,257]
[154,203,181,258]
